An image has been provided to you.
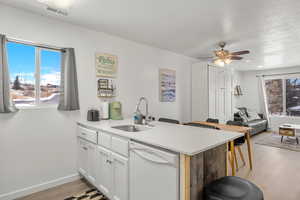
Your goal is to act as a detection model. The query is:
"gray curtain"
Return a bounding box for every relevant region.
[58,48,80,111]
[0,34,18,113]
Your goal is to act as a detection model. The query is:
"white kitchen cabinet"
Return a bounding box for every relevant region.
[111,152,128,200]
[78,125,128,200]
[96,146,113,198]
[96,146,128,200]
[78,136,97,185]
[78,138,88,177]
[87,142,97,185]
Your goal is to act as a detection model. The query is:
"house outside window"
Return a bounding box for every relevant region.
[7,41,61,108]
[265,76,300,116]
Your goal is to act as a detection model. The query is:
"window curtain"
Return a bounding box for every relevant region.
[0,34,18,113]
[258,76,270,128]
[58,48,80,111]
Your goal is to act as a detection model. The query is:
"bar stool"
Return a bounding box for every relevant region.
[226,120,246,171]
[204,176,264,200]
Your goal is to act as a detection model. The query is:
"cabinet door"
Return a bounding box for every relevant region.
[78,138,88,177]
[96,146,113,198]
[111,152,128,200]
[87,142,97,185]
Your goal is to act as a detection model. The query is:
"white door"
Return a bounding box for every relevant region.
[111,152,128,200]
[96,146,113,198]
[191,62,209,121]
[87,142,97,185]
[216,69,226,123]
[78,138,88,177]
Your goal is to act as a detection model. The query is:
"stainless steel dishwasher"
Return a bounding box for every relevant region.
[129,141,179,200]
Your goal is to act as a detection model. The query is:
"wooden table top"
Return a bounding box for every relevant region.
[190,121,252,133]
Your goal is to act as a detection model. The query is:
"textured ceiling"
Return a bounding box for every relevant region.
[1,0,300,71]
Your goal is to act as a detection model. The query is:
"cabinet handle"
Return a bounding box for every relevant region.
[83,147,88,150]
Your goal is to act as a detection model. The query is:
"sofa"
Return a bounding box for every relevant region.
[234,107,268,136]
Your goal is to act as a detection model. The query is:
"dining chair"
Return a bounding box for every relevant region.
[158,118,180,124]
[206,118,219,124]
[226,120,246,171]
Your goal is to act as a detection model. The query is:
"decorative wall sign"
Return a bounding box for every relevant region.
[234,85,243,96]
[96,53,118,78]
[97,78,116,98]
[159,69,176,102]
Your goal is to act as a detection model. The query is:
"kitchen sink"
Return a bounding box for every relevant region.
[111,125,151,132]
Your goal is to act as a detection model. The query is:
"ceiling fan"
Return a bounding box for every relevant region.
[208,42,250,67]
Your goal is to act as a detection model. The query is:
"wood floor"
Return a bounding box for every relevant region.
[17,132,300,200]
[235,132,300,200]
[16,179,92,200]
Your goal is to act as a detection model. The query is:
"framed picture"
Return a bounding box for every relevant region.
[96,53,118,78]
[159,69,176,102]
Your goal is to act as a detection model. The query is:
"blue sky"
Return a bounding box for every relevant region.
[7,42,61,85]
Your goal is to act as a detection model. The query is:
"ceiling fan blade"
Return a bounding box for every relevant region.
[230,50,250,55]
[197,56,214,61]
[230,56,243,60]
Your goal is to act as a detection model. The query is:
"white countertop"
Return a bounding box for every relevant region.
[77,119,243,156]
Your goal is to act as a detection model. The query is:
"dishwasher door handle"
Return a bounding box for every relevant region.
[131,148,172,165]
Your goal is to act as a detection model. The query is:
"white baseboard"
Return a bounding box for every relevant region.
[0,173,80,200]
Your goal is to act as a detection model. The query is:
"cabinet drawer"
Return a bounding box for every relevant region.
[78,126,98,144]
[99,131,112,149]
[111,136,129,157]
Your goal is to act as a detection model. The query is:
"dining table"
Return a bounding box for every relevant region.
[189,121,253,176]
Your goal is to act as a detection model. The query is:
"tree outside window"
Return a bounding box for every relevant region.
[265,77,300,117]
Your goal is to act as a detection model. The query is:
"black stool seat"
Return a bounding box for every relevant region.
[204,176,263,200]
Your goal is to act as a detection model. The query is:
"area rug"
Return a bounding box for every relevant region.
[255,134,300,152]
[64,188,108,200]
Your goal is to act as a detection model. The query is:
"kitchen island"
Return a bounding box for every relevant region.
[77,119,243,200]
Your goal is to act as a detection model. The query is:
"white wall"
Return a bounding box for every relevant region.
[237,66,300,131]
[232,70,242,109]
[0,4,195,199]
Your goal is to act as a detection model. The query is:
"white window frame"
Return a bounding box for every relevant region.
[8,42,62,109]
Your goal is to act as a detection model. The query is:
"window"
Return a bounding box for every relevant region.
[265,76,300,116]
[7,42,61,107]
[286,78,300,116]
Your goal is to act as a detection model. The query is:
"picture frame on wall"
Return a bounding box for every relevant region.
[159,68,176,102]
[95,53,118,78]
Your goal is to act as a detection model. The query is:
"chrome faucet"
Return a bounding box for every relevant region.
[134,97,149,125]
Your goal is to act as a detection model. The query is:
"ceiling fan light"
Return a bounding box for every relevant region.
[224,58,232,64]
[214,59,225,67]
[53,0,74,9]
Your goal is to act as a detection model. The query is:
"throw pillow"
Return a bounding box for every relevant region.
[247,110,261,121]
[239,110,249,122]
